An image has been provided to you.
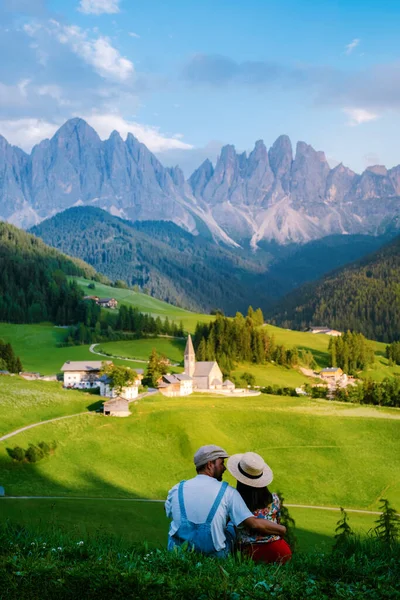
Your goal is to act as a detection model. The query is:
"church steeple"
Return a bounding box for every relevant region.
[184,334,196,377]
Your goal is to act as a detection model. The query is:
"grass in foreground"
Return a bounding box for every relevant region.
[0,523,398,600]
[0,499,379,554]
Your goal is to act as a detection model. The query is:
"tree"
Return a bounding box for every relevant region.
[374,498,400,544]
[333,508,354,551]
[240,372,256,387]
[143,348,168,387]
[100,364,138,395]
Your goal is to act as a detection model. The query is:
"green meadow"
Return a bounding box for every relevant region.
[72,277,213,332]
[0,378,98,436]
[0,378,399,552]
[97,337,186,364]
[0,323,146,375]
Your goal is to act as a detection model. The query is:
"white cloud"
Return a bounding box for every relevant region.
[0,113,193,154]
[345,38,360,55]
[25,20,134,82]
[78,0,120,15]
[343,107,379,126]
[79,112,194,152]
[0,118,60,150]
[128,32,140,38]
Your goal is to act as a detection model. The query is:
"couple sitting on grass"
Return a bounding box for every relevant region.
[165,445,292,564]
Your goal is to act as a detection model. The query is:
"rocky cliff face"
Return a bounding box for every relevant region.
[1,118,400,247]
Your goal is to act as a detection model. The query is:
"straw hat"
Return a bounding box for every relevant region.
[227,452,273,488]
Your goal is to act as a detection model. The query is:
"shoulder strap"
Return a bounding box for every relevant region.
[178,481,187,520]
[205,481,228,524]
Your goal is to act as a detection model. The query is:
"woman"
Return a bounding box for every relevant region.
[227,451,292,564]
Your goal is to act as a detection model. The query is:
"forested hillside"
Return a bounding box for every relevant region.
[31,207,390,315]
[0,222,102,324]
[31,207,274,314]
[269,235,400,342]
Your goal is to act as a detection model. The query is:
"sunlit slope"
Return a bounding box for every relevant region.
[72,277,213,332]
[0,323,146,375]
[1,393,398,511]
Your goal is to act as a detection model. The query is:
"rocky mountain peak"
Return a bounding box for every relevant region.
[53,118,101,146]
[268,134,293,180]
[366,165,388,176]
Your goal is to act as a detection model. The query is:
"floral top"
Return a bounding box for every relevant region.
[237,492,281,544]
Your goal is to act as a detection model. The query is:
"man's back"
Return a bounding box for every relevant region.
[166,474,252,552]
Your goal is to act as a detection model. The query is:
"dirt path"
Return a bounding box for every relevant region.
[89,344,148,363]
[0,412,93,442]
[0,390,157,442]
[89,343,179,366]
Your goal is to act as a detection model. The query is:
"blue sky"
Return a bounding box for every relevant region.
[1,0,399,175]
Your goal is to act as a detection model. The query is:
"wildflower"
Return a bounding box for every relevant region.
[31,542,35,546]
[57,547,63,551]
[77,541,84,546]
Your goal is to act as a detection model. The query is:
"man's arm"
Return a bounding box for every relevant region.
[242,516,286,536]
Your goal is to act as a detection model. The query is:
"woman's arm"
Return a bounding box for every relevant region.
[242,516,286,536]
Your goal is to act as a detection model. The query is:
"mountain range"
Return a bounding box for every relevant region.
[1,118,400,247]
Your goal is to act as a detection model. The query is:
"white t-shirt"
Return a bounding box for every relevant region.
[165,474,253,551]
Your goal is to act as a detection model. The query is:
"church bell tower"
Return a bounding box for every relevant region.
[184,334,196,377]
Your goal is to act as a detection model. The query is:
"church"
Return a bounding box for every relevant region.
[157,335,235,396]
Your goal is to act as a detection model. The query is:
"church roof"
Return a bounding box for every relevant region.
[185,334,195,357]
[193,361,219,377]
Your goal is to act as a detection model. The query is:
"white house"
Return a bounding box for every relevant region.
[61,361,112,389]
[98,371,143,400]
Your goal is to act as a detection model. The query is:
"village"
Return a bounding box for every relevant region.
[54,331,355,416]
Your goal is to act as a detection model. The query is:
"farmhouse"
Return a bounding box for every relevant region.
[320,367,344,381]
[83,296,118,309]
[98,297,118,309]
[157,373,193,397]
[308,326,342,336]
[61,360,111,389]
[103,397,130,417]
[98,370,144,400]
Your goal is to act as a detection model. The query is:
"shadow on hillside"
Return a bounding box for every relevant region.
[296,346,330,369]
[0,455,336,553]
[86,399,105,412]
[170,337,185,363]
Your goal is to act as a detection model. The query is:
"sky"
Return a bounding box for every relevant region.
[1,0,400,175]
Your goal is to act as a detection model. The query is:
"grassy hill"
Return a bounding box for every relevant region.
[0,323,147,375]
[0,378,398,553]
[72,276,213,332]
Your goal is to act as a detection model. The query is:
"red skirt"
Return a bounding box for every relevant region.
[241,539,292,564]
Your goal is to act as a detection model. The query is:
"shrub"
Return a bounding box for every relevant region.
[240,372,256,387]
[7,441,57,463]
[25,444,44,463]
[333,507,354,552]
[374,498,400,544]
[6,446,26,462]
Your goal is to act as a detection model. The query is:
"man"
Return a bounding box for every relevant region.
[165,444,286,557]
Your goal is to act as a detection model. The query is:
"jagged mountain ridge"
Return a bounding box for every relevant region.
[1,118,400,246]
